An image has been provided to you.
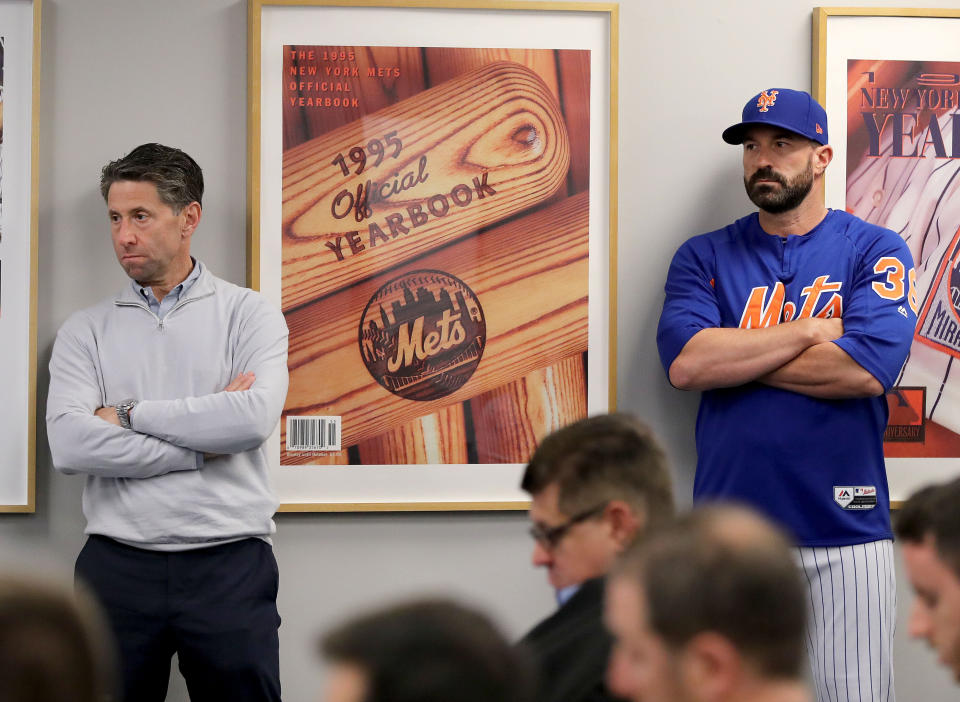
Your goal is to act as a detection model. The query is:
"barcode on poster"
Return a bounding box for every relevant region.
[286,416,342,451]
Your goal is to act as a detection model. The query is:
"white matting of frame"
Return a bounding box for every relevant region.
[0,0,39,511]
[249,1,617,511]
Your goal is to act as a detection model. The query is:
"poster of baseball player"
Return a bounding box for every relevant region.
[845,59,960,458]
[278,46,592,467]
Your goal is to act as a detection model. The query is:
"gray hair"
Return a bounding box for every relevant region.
[100,142,203,213]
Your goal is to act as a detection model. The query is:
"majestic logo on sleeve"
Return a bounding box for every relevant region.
[738,276,843,328]
[756,90,779,112]
[359,270,486,401]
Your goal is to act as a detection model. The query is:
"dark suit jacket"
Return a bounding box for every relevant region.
[519,577,628,702]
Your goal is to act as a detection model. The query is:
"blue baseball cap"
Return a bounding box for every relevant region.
[722,88,828,146]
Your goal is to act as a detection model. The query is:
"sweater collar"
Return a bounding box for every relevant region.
[114,260,215,305]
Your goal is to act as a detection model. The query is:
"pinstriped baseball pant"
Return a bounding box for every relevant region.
[796,540,896,702]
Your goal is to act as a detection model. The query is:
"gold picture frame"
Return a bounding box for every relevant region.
[813,7,960,505]
[248,0,618,511]
[0,0,41,512]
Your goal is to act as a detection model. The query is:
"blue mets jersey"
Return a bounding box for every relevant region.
[657,210,917,547]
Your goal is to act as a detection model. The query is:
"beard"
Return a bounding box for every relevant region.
[743,159,814,214]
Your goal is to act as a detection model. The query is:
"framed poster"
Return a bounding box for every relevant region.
[248,0,618,511]
[0,0,39,512]
[814,7,960,501]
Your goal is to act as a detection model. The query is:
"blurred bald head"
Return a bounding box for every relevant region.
[605,505,810,702]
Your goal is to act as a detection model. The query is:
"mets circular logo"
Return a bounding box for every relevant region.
[358,270,486,401]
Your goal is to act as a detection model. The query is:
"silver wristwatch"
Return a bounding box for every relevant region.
[115,398,138,430]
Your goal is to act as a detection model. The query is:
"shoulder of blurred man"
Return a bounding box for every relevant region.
[520,577,629,702]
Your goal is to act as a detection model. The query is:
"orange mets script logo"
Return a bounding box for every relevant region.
[756,90,779,112]
[738,276,844,328]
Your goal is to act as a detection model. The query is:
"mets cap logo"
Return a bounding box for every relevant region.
[757,90,779,112]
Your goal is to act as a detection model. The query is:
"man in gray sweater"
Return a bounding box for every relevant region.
[46,143,289,702]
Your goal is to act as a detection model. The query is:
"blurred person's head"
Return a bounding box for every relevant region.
[896,477,960,681]
[521,413,674,591]
[0,575,115,702]
[320,598,534,702]
[605,505,809,702]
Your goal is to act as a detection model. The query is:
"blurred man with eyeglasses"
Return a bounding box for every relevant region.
[518,413,675,702]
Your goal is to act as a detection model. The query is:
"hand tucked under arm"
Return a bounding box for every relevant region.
[223,371,255,393]
[668,317,843,391]
[94,406,120,426]
[759,340,884,399]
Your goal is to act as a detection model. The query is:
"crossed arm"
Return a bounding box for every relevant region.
[668,317,884,399]
[47,340,202,479]
[47,303,289,479]
[95,372,255,425]
[94,371,258,460]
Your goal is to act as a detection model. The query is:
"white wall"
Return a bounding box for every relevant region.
[0,0,956,699]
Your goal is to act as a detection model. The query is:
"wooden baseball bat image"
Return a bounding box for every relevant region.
[357,50,584,467]
[281,191,588,462]
[356,404,469,465]
[281,60,570,311]
[420,49,592,464]
[470,354,587,464]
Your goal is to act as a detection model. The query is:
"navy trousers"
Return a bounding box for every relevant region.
[76,535,281,702]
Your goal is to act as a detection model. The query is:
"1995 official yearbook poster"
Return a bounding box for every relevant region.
[278,46,592,469]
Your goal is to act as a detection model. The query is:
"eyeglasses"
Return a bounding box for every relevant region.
[528,502,608,549]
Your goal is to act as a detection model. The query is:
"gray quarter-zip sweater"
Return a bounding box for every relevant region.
[46,263,289,549]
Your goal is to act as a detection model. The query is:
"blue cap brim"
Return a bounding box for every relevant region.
[722,119,827,146]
